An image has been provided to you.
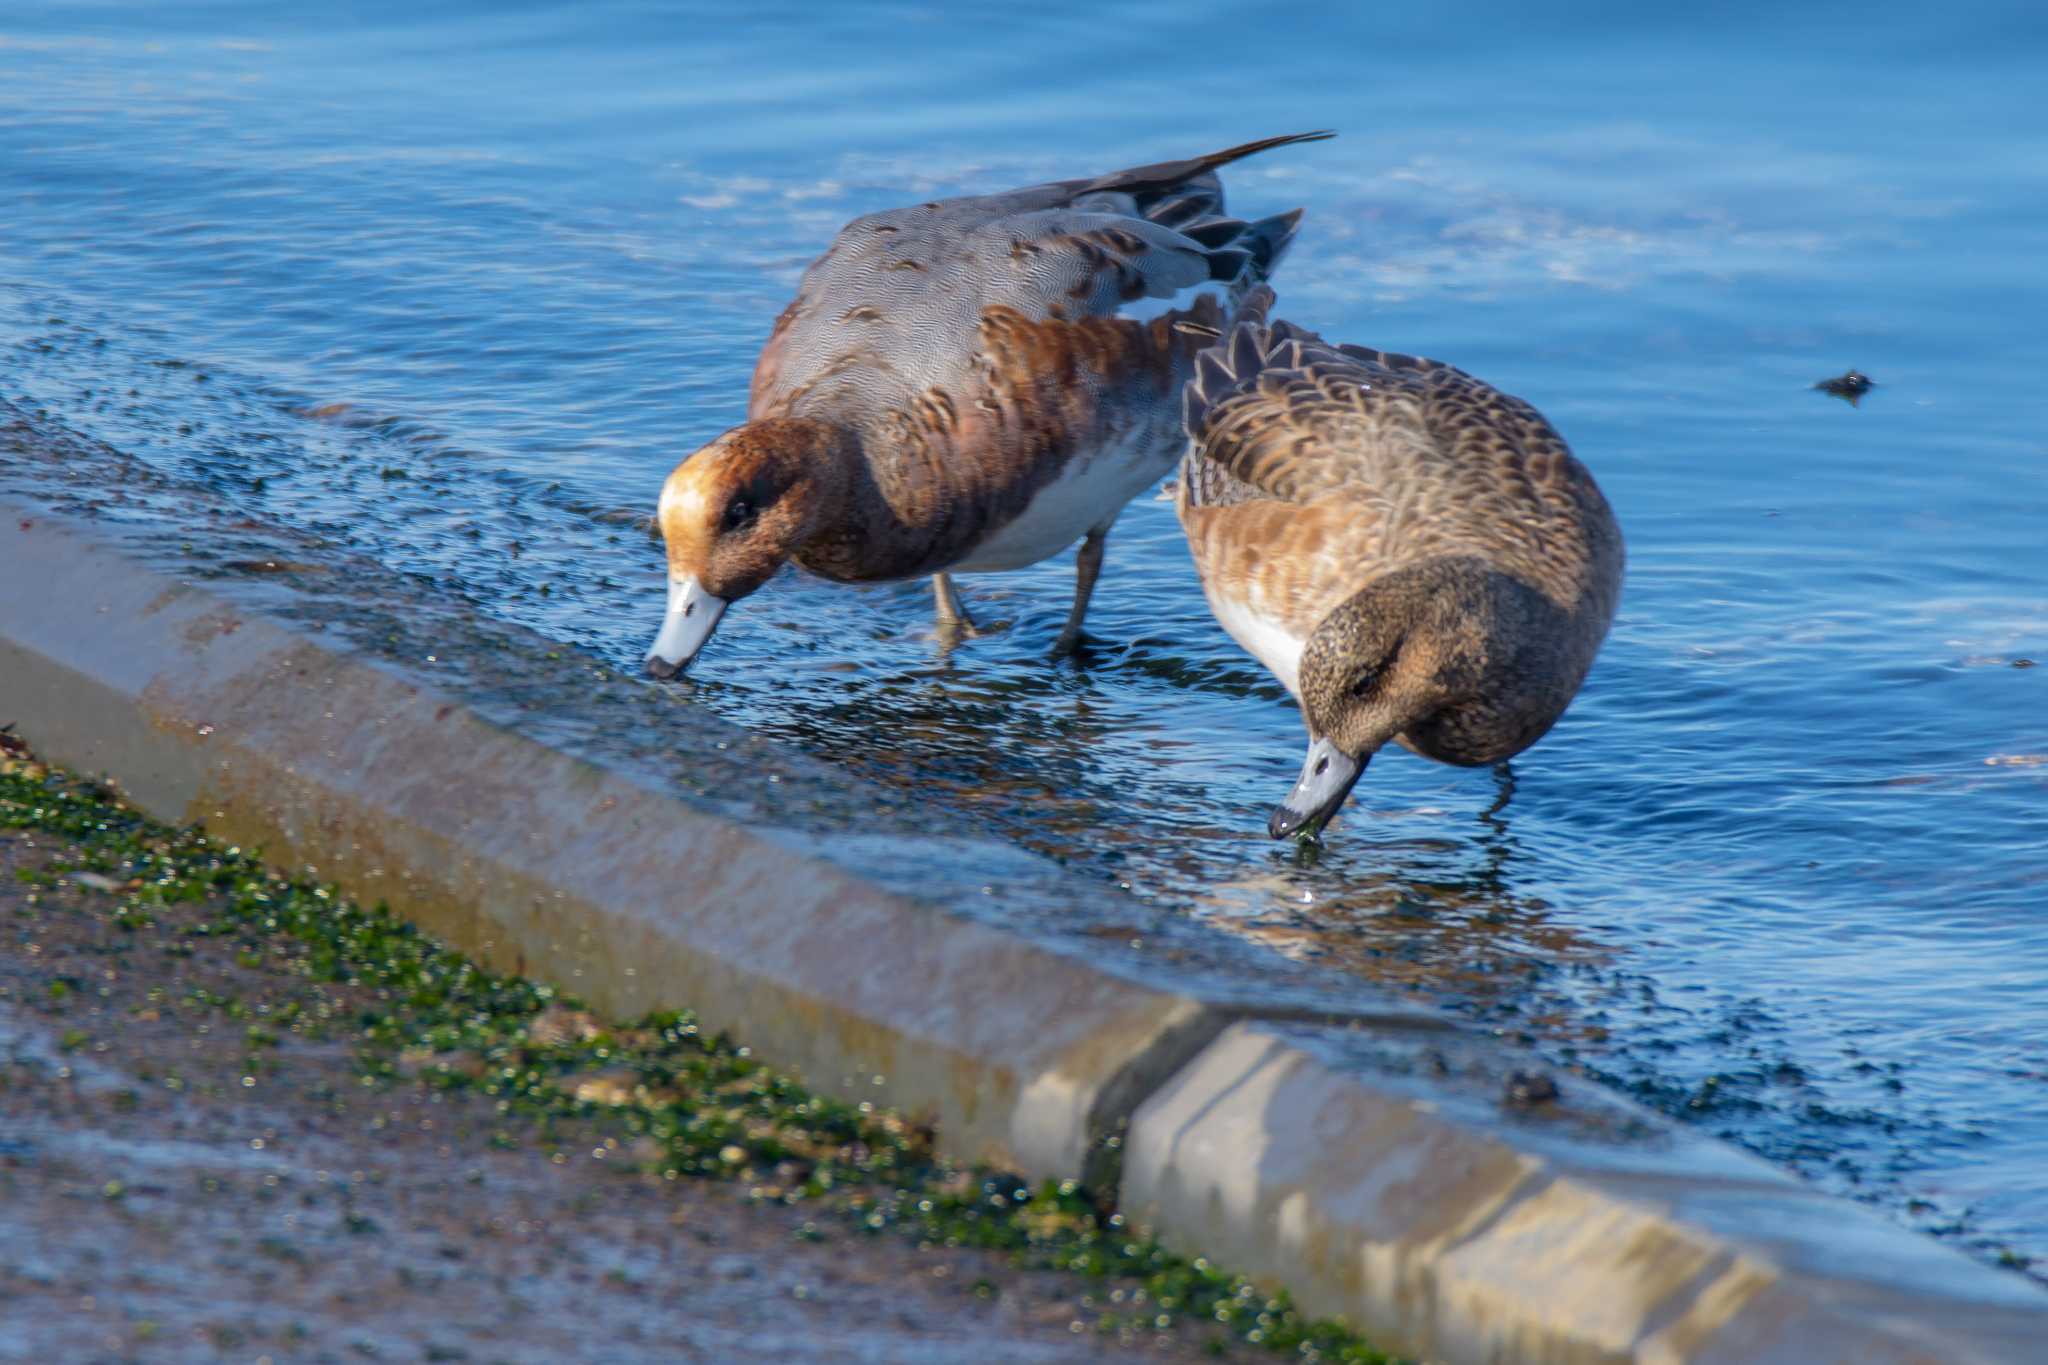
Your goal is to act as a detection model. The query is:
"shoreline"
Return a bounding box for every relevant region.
[4,408,2044,1361]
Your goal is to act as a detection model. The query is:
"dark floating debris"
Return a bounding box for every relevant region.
[1503,1069,1561,1107]
[223,559,326,575]
[1814,369,1875,406]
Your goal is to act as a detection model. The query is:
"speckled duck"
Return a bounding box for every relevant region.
[1176,290,1624,839]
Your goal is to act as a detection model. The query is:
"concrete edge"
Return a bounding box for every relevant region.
[3,493,2043,1363]
[1122,1021,2047,1363]
[0,495,1228,1184]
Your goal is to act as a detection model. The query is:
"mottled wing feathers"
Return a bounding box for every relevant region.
[751,211,1216,423]
[1186,313,1574,506]
[970,212,1215,315]
[749,135,1328,425]
[1179,305,1617,610]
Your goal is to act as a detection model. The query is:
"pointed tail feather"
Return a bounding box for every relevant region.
[1237,208,1303,278]
[1084,130,1335,198]
[1224,208,1301,303]
[1183,284,1280,439]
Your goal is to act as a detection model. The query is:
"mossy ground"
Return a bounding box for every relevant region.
[0,744,1401,1363]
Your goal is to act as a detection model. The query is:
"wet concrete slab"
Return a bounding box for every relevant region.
[1122,1021,2046,1363]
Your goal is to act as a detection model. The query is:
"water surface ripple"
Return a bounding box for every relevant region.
[3,1,2044,1270]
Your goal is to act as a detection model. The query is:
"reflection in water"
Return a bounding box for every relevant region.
[1190,763,1611,1017]
[1482,761,1517,825]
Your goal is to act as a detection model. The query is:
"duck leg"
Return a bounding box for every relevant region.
[932,572,978,636]
[1051,524,1109,659]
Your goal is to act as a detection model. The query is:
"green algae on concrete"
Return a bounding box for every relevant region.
[0,749,1402,1364]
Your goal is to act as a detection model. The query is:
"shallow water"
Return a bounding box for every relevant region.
[3,2,2046,1267]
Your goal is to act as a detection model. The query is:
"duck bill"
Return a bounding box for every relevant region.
[644,575,727,679]
[1267,738,1366,840]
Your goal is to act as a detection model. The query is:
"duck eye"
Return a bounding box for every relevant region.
[721,498,755,532]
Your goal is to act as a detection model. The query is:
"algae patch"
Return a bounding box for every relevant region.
[0,749,1403,1363]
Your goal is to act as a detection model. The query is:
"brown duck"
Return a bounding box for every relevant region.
[1176,290,1624,838]
[645,132,1333,677]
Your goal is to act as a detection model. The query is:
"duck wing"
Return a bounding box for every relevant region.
[749,133,1331,424]
[1180,297,1619,618]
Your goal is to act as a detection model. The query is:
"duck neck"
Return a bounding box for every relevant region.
[762,418,922,582]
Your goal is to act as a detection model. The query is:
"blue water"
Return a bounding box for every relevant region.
[3,2,2045,1269]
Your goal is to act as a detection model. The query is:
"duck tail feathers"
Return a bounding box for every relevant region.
[1086,130,1333,200]
[1183,287,1280,438]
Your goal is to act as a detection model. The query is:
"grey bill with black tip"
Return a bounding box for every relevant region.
[644,575,727,679]
[1268,736,1366,839]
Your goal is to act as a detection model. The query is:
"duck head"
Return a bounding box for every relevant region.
[645,418,855,678]
[1271,558,1509,839]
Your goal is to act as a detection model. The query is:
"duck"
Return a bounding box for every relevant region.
[644,131,1334,678]
[1175,289,1624,839]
